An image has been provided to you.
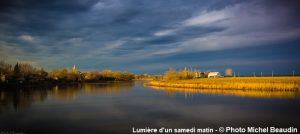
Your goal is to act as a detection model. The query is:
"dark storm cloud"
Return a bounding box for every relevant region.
[0,0,98,12]
[0,0,299,74]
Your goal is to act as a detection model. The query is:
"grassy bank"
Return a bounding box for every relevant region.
[149,86,300,99]
[145,77,300,91]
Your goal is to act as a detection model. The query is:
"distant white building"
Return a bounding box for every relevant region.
[73,65,77,71]
[208,72,221,78]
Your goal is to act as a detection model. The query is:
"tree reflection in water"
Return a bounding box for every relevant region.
[0,82,134,112]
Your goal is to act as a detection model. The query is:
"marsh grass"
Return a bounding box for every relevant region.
[149,86,300,99]
[145,77,300,91]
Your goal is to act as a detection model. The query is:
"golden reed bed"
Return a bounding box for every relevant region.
[148,86,300,99]
[145,77,300,91]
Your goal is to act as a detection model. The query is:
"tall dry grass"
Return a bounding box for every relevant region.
[149,86,300,99]
[145,77,300,91]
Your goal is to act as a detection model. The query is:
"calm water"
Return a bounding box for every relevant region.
[0,81,300,134]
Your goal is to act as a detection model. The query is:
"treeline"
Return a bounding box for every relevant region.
[82,70,135,81]
[0,60,135,84]
[135,74,163,80]
[163,68,203,81]
[0,61,48,83]
[50,69,134,82]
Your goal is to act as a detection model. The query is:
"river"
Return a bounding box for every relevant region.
[0,81,299,134]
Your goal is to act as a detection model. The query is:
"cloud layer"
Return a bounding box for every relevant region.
[0,0,300,74]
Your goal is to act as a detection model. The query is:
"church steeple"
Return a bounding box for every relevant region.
[73,65,77,71]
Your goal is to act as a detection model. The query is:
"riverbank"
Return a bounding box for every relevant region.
[145,77,300,91]
[148,86,300,99]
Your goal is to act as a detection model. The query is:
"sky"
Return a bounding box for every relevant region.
[0,0,300,75]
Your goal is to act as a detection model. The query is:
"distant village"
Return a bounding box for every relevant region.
[135,67,234,81]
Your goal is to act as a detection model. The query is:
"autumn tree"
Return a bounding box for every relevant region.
[164,68,180,81]
[0,60,13,81]
[49,68,81,82]
[18,63,38,79]
[225,68,233,77]
[83,71,99,81]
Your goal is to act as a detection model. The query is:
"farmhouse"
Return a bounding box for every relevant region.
[208,72,221,78]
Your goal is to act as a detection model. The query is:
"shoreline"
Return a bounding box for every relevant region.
[148,86,300,99]
[144,77,300,91]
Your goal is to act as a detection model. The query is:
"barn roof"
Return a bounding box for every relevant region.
[208,72,220,75]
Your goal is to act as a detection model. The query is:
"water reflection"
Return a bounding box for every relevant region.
[0,82,134,112]
[149,86,300,99]
[0,89,48,112]
[0,81,300,134]
[82,82,133,95]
